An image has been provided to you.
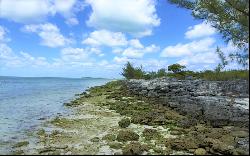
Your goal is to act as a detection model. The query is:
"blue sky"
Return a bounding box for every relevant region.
[0,0,242,78]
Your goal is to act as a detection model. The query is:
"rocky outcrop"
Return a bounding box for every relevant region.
[124,78,249,127]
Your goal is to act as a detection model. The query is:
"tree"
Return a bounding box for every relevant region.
[215,46,229,72]
[168,0,249,66]
[168,63,186,73]
[121,62,145,79]
[157,68,167,77]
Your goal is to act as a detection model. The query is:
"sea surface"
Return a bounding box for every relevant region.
[0,76,111,153]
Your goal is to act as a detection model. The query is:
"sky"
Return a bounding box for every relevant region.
[0,0,243,78]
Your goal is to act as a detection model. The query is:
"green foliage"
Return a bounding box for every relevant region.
[157,68,167,77]
[197,69,249,81]
[121,62,145,79]
[168,0,249,66]
[215,47,229,72]
[168,64,186,73]
[144,69,167,80]
[169,69,249,81]
[121,62,248,81]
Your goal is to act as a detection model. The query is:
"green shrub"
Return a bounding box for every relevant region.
[168,64,186,73]
[121,62,145,79]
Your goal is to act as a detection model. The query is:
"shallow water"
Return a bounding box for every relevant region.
[0,76,111,153]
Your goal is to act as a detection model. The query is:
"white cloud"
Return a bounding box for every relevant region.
[85,0,160,37]
[122,44,159,58]
[185,22,216,39]
[175,40,246,71]
[65,17,79,26]
[134,59,168,71]
[23,23,72,47]
[0,43,50,68]
[0,44,16,60]
[0,25,10,42]
[160,37,215,57]
[20,51,49,67]
[0,0,82,23]
[0,26,6,42]
[82,30,128,47]
[129,39,144,49]
[113,56,130,64]
[112,48,124,54]
[144,44,159,53]
[178,52,219,66]
[0,0,51,23]
[122,48,144,58]
[53,0,77,16]
[61,47,89,61]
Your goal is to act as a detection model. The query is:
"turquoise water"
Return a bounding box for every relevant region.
[0,76,111,152]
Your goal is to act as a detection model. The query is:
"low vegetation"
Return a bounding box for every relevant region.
[121,62,249,81]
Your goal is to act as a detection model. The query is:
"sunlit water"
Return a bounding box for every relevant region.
[0,76,111,153]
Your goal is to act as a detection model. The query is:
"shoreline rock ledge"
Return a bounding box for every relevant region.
[124,78,249,128]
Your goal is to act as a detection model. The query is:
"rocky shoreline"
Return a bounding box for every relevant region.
[10,80,249,155]
[125,78,249,128]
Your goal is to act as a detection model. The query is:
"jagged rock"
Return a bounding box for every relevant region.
[125,78,249,127]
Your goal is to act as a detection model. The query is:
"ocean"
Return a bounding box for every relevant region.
[0,76,111,153]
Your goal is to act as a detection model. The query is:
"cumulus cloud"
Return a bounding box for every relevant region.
[85,0,160,37]
[175,40,244,70]
[122,44,159,58]
[113,56,130,64]
[122,48,144,58]
[0,0,82,24]
[82,30,128,47]
[160,37,215,57]
[23,23,73,47]
[129,39,144,49]
[61,47,89,61]
[0,0,51,23]
[185,22,216,39]
[53,0,77,16]
[178,52,219,66]
[0,43,50,68]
